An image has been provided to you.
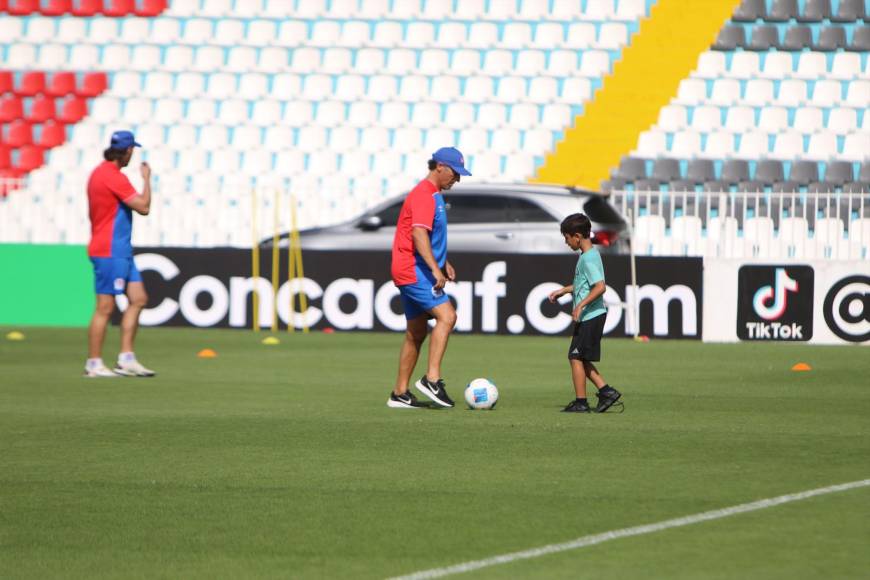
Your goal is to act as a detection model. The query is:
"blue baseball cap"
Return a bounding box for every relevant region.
[431,147,471,176]
[109,130,141,150]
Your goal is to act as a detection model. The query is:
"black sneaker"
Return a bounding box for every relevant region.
[562,400,591,413]
[387,391,424,409]
[414,375,454,408]
[596,386,622,413]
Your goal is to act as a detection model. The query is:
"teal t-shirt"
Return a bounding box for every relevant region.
[572,247,607,322]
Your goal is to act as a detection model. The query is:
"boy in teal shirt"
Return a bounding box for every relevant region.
[548,213,623,413]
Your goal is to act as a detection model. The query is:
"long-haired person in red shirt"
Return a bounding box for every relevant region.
[83,130,155,378]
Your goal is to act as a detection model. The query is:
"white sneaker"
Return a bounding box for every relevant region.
[83,364,119,378]
[114,359,156,377]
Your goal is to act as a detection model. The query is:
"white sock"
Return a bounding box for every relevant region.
[119,352,136,363]
[86,358,103,370]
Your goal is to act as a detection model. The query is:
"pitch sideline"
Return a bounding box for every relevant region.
[388,478,870,580]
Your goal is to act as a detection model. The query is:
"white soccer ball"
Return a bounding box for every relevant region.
[464,378,499,410]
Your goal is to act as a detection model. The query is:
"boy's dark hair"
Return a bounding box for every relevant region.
[560,213,592,238]
[103,148,127,162]
[427,159,437,171]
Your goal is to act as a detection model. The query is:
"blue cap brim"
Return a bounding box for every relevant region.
[133,141,142,147]
[449,163,471,176]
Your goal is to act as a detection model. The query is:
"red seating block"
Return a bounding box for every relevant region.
[103,0,133,16]
[8,0,39,15]
[0,72,14,95]
[134,0,166,16]
[0,96,24,123]
[37,120,66,148]
[70,0,100,16]
[57,97,87,123]
[39,0,71,14]
[45,72,76,97]
[26,95,56,123]
[0,145,10,169]
[76,72,107,98]
[17,145,45,172]
[4,121,33,148]
[15,72,46,97]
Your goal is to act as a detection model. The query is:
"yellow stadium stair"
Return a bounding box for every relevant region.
[533,0,741,190]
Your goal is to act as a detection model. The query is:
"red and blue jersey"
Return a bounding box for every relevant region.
[86,161,138,258]
[391,179,448,286]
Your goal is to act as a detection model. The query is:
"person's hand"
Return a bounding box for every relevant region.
[445,261,456,282]
[572,305,583,322]
[548,288,563,303]
[140,162,151,180]
[433,269,447,290]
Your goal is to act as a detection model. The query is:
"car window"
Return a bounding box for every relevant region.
[508,198,556,222]
[445,195,509,224]
[583,196,624,225]
[373,201,403,226]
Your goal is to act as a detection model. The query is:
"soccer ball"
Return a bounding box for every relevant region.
[464,378,499,410]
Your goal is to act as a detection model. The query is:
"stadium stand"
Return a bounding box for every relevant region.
[608,0,869,259]
[0,0,653,246]
[0,0,867,259]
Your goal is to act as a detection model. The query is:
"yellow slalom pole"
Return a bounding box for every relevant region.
[251,187,259,332]
[270,188,280,334]
[287,193,296,334]
[290,194,309,333]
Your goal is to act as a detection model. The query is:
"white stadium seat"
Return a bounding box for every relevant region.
[658,105,688,132]
[758,107,789,133]
[793,107,824,134]
[691,106,722,132]
[805,132,838,161]
[694,51,726,79]
[724,106,756,133]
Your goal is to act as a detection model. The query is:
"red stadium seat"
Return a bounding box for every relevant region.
[0,72,13,95]
[0,96,24,123]
[8,0,39,15]
[26,95,56,123]
[5,121,33,148]
[36,120,66,148]
[57,97,87,123]
[45,72,76,97]
[76,72,108,97]
[70,0,100,16]
[16,145,45,172]
[103,0,133,16]
[134,0,166,16]
[0,145,10,169]
[15,72,46,97]
[39,0,71,15]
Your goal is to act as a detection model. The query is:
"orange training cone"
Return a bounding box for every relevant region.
[197,348,218,358]
[791,362,812,372]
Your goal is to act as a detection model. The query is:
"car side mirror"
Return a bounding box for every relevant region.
[358,215,383,231]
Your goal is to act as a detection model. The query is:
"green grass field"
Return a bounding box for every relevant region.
[1,326,868,579]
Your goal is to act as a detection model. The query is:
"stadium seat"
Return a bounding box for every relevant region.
[4,120,33,147]
[759,52,794,78]
[845,81,869,108]
[747,26,779,51]
[810,79,843,107]
[57,97,87,123]
[691,106,722,132]
[824,161,855,184]
[830,52,862,80]
[744,79,774,106]
[658,105,688,132]
[134,0,167,17]
[771,132,805,160]
[16,145,44,172]
[842,134,870,161]
[831,0,866,22]
[799,0,831,21]
[793,107,824,133]
[724,106,756,132]
[0,96,24,123]
[778,79,807,107]
[814,26,847,51]
[795,52,828,79]
[565,22,596,49]
[729,51,760,79]
[635,130,667,158]
[671,131,702,157]
[847,27,870,51]
[76,73,107,98]
[805,133,839,161]
[744,216,775,257]
[732,0,765,21]
[676,79,708,105]
[782,26,813,50]
[615,156,648,180]
[15,72,45,97]
[651,158,681,183]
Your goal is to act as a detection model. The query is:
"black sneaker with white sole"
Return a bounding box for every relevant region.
[595,386,622,413]
[562,399,591,413]
[414,375,454,408]
[387,391,424,409]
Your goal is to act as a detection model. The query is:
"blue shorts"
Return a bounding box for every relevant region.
[398,279,450,320]
[90,257,142,295]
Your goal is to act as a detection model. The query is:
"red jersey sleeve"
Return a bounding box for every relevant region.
[409,190,436,231]
[108,170,139,203]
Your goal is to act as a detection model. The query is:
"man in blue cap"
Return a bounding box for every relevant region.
[387,147,471,408]
[83,130,155,378]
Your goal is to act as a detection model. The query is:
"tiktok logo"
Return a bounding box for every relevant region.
[752,268,799,320]
[738,265,814,342]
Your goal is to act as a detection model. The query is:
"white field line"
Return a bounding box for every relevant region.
[388,478,870,580]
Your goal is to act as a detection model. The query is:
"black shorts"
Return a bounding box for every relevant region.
[568,313,606,362]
